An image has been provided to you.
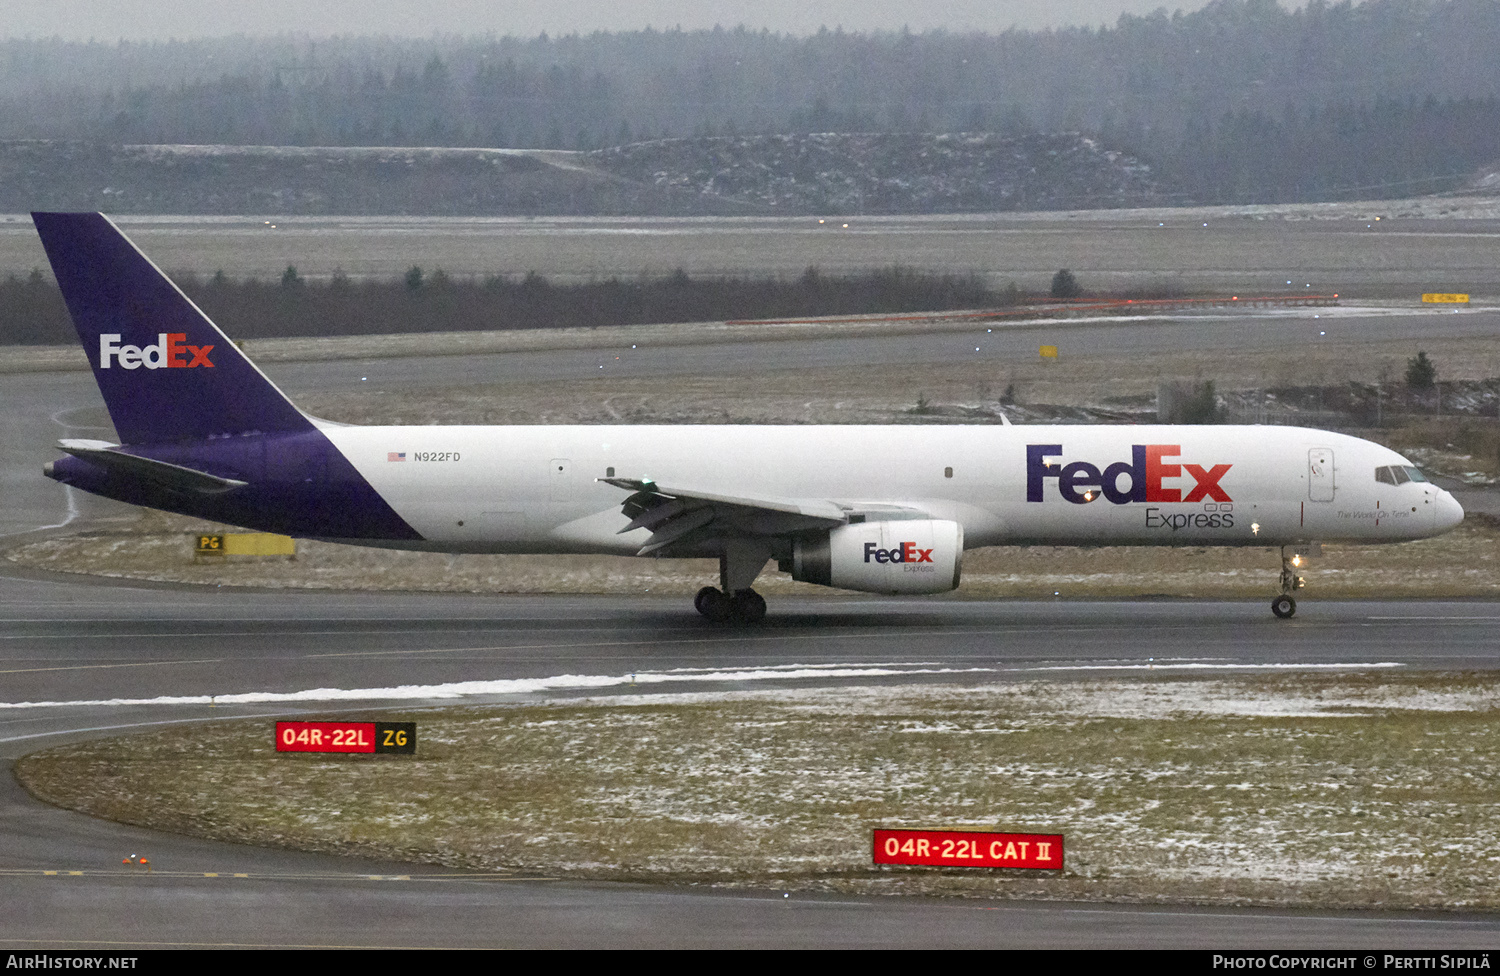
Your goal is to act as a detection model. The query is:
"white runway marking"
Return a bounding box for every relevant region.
[1367,616,1500,621]
[0,660,1405,710]
[0,665,995,709]
[29,485,79,531]
[33,409,98,531]
[1022,662,1403,673]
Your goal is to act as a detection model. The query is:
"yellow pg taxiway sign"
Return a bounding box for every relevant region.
[1422,293,1469,303]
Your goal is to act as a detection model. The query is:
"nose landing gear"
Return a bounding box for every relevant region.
[1272,545,1309,618]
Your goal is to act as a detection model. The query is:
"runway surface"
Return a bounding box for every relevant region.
[6,213,1500,295]
[1,570,1499,948]
[272,305,1500,391]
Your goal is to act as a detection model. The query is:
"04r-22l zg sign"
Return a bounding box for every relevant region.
[275,721,416,754]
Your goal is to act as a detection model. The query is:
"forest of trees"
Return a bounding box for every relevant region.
[0,266,1006,345]
[3,0,1500,203]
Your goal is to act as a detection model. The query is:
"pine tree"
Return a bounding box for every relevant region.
[1405,351,1436,389]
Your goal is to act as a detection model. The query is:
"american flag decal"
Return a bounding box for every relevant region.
[388,452,406,462]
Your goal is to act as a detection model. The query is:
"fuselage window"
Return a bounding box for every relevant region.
[1375,466,1396,485]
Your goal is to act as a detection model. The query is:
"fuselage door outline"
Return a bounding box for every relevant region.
[1308,447,1335,502]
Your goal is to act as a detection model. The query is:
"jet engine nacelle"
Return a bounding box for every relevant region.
[791,519,963,594]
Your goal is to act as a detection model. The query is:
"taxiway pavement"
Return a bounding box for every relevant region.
[1,571,1499,948]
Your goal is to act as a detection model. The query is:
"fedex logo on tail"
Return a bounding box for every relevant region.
[99,333,214,370]
[1027,444,1231,504]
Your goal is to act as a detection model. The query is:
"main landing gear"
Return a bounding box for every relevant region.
[695,586,767,624]
[1272,545,1308,619]
[695,543,771,624]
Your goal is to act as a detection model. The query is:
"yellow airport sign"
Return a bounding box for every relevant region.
[195,533,296,556]
[1039,345,1058,359]
[1422,293,1469,303]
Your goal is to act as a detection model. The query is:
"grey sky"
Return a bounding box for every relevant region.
[2,2,1219,41]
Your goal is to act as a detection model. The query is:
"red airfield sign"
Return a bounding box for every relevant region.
[275,721,415,754]
[873,829,1063,869]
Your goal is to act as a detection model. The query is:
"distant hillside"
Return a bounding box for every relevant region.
[0,133,1168,216]
[6,5,1500,204]
[1460,160,1500,196]
[591,133,1166,214]
[0,142,740,217]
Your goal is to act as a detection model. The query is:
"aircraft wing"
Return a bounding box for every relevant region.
[598,476,925,556]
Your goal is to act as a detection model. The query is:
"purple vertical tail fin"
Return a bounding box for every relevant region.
[32,212,314,445]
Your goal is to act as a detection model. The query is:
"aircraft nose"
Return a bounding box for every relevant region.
[1435,490,1465,532]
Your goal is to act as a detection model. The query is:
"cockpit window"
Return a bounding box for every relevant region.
[1376,464,1427,485]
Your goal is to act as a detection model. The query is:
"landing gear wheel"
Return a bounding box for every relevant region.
[1271,594,1297,619]
[730,589,767,624]
[695,586,733,623]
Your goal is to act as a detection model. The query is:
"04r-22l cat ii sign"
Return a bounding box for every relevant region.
[33,213,1464,623]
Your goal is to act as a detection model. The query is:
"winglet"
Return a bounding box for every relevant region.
[31,212,314,445]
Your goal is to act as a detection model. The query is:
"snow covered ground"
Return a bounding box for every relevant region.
[18,672,1500,908]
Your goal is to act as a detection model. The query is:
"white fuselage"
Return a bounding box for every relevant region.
[321,423,1464,554]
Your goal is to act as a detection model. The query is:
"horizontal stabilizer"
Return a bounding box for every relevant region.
[57,439,247,495]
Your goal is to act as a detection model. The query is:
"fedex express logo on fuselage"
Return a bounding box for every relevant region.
[1027,444,1231,504]
[98,333,214,370]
